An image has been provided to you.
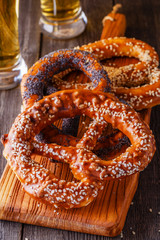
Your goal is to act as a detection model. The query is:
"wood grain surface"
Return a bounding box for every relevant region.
[0,0,160,240]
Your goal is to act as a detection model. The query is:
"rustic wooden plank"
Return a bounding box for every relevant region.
[116,0,159,46]
[0,89,21,175]
[0,0,41,239]
[22,226,122,240]
[0,76,22,240]
[0,221,22,240]
[113,1,160,239]
[0,159,139,235]
[19,0,41,68]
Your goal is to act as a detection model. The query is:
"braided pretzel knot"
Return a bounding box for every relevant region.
[37,126,130,161]
[2,90,156,209]
[78,37,160,110]
[21,49,110,109]
[36,117,131,161]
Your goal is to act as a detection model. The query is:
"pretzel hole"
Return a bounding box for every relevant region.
[31,153,76,183]
[101,57,151,87]
[35,112,131,163]
[51,70,94,92]
[45,57,139,92]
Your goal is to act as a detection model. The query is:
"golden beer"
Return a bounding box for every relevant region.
[39,0,87,39]
[0,0,20,69]
[41,0,81,21]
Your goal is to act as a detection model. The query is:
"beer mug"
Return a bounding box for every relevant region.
[39,0,87,39]
[0,0,27,90]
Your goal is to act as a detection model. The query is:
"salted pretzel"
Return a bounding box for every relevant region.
[77,37,160,110]
[2,89,156,209]
[21,49,110,109]
[21,38,159,157]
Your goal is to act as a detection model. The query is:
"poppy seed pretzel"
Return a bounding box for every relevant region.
[21,49,111,109]
[2,90,156,209]
[21,48,112,147]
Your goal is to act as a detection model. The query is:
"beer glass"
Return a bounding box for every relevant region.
[39,0,87,39]
[0,0,27,90]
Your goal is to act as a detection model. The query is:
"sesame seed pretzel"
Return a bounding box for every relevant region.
[21,49,110,109]
[78,37,160,110]
[79,37,159,87]
[2,89,156,209]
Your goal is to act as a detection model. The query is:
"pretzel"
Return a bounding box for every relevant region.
[21,48,111,146]
[21,49,110,109]
[77,37,160,110]
[2,89,156,209]
[79,37,159,87]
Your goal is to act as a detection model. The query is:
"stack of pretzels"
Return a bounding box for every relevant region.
[2,37,160,209]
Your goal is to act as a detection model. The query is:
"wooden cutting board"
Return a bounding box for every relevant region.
[0,7,152,237]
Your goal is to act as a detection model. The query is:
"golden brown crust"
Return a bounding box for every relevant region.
[113,69,160,109]
[79,37,159,86]
[2,89,156,209]
[21,49,110,109]
[78,37,160,110]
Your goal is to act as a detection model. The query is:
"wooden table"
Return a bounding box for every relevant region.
[0,0,160,239]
